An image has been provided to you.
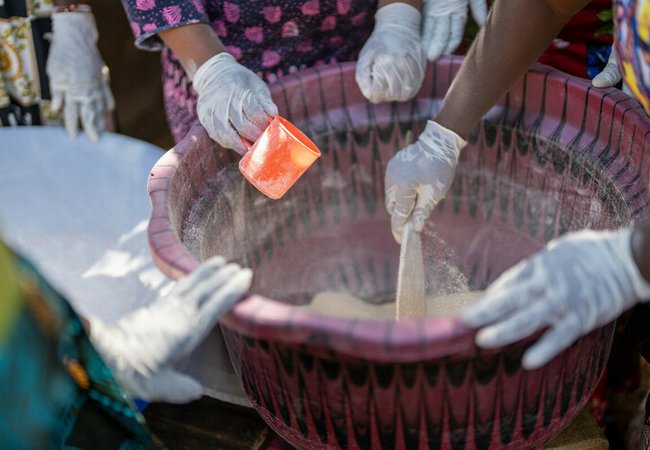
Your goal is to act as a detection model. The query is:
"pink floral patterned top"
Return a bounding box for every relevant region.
[121,0,377,142]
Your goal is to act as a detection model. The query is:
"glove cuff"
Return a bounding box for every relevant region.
[51,11,98,40]
[192,52,236,88]
[420,120,467,165]
[618,228,650,302]
[375,3,421,32]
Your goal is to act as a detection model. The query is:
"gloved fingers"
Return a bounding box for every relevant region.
[80,99,101,142]
[411,184,437,232]
[394,53,426,102]
[137,369,203,403]
[474,299,550,349]
[203,111,248,155]
[521,313,582,370]
[461,261,543,327]
[50,89,64,113]
[370,57,406,102]
[256,90,278,120]
[390,184,417,244]
[230,103,271,144]
[63,98,80,139]
[469,0,488,26]
[198,267,253,323]
[356,47,388,103]
[186,263,241,307]
[591,50,621,88]
[444,14,466,55]
[225,122,252,155]
[423,16,451,61]
[173,256,227,297]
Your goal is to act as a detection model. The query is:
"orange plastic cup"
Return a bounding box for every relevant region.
[239,115,321,200]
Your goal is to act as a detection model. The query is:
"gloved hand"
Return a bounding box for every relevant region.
[592,47,622,88]
[355,3,426,103]
[193,52,278,155]
[422,0,488,61]
[461,228,650,370]
[89,257,253,403]
[46,10,115,142]
[385,120,466,243]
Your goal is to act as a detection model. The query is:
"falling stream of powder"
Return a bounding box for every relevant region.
[396,221,427,319]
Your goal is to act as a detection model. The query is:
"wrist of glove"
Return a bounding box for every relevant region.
[385,120,466,243]
[355,3,426,103]
[88,257,253,403]
[193,52,278,155]
[461,228,650,370]
[422,0,488,61]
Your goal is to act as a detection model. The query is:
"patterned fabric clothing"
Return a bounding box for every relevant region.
[538,0,614,79]
[457,0,614,80]
[121,0,377,142]
[0,239,161,449]
[0,0,61,126]
[615,0,650,114]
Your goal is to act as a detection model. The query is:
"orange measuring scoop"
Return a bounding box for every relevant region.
[239,115,321,200]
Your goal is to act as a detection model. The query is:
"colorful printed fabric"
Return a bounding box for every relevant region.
[537,0,614,79]
[0,240,161,449]
[121,0,377,142]
[457,0,613,79]
[0,0,61,126]
[615,0,650,114]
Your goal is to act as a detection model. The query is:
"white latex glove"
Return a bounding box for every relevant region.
[193,53,278,155]
[46,11,115,142]
[422,0,488,61]
[461,228,650,370]
[355,3,426,103]
[89,257,253,403]
[385,120,466,243]
[592,47,622,88]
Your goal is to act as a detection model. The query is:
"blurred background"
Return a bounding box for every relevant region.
[90,0,174,149]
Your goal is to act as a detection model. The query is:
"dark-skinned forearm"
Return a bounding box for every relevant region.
[435,0,591,139]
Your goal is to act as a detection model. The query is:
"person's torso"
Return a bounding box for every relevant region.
[199,0,377,82]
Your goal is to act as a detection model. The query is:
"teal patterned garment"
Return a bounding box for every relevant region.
[0,241,162,449]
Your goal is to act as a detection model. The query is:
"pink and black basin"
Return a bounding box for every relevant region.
[147,58,650,449]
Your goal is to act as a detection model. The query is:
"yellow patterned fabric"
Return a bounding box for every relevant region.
[0,16,41,107]
[0,0,59,125]
[0,240,21,348]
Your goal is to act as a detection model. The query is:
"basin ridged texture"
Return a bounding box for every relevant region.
[148,57,650,449]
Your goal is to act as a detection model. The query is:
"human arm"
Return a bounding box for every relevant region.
[385,0,591,241]
[460,222,650,370]
[46,0,115,141]
[435,0,591,138]
[88,256,252,403]
[355,0,426,103]
[156,24,277,154]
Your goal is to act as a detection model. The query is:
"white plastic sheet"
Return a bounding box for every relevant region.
[0,127,249,406]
